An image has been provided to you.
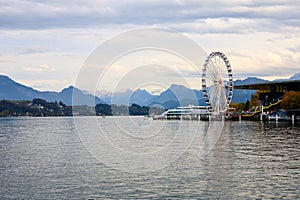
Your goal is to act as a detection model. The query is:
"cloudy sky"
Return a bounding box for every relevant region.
[0,0,299,92]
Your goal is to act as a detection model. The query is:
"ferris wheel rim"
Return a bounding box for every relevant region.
[202,51,234,113]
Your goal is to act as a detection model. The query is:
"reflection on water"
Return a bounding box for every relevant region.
[0,117,299,199]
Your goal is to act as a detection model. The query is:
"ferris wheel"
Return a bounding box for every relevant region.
[202,52,233,114]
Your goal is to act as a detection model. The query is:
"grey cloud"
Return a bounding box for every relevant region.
[288,45,300,53]
[236,65,300,78]
[0,0,299,32]
[17,46,50,55]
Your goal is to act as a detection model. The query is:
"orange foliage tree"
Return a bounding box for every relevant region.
[281,91,300,109]
[230,102,245,112]
[250,91,260,108]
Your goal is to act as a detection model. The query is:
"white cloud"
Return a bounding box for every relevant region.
[22,64,56,74]
[0,55,15,63]
[19,78,73,92]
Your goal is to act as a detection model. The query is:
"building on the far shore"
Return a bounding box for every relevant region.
[235,80,300,120]
[235,80,300,105]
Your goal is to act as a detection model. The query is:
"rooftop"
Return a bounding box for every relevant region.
[234,80,300,91]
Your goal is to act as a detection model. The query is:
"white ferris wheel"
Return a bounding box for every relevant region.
[202,52,233,114]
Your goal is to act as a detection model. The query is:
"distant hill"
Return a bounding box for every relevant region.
[146,84,204,109]
[100,89,157,106]
[96,80,264,108]
[290,73,300,80]
[0,75,54,100]
[234,77,269,85]
[97,85,203,109]
[97,82,259,108]
[232,89,256,103]
[59,86,105,106]
[0,75,105,106]
[232,77,269,103]
[266,73,300,82]
[130,89,156,106]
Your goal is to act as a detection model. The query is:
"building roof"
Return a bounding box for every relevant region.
[234,80,300,91]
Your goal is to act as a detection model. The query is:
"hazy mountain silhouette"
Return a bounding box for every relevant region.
[146,84,204,109]
[234,77,269,85]
[290,73,300,80]
[129,89,156,106]
[100,89,156,106]
[0,75,105,105]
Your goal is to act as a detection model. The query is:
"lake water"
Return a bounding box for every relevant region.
[0,117,299,199]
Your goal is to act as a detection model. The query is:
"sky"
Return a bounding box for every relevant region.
[0,0,299,93]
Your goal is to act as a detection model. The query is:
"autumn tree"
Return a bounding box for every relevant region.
[250,91,260,108]
[230,102,245,112]
[281,91,300,109]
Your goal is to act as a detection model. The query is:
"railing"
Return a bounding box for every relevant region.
[242,99,282,117]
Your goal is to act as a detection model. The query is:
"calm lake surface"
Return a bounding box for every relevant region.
[0,117,299,199]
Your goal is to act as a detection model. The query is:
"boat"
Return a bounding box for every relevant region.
[267,115,291,121]
[153,105,209,120]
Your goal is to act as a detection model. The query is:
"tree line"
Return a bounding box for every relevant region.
[0,98,160,117]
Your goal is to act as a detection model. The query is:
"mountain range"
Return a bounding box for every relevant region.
[98,74,299,108]
[99,83,257,109]
[0,73,299,108]
[0,75,105,106]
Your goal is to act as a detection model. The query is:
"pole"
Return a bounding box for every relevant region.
[260,105,264,121]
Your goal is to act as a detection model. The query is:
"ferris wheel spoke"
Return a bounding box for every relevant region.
[212,56,218,71]
[207,72,218,86]
[217,59,222,79]
[217,61,222,77]
[213,85,220,106]
[207,68,217,80]
[212,57,221,78]
[209,59,219,77]
[219,62,225,75]
[207,67,217,81]
[209,85,217,105]
[209,85,216,99]
[217,56,222,71]
[220,62,226,78]
[221,86,227,105]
